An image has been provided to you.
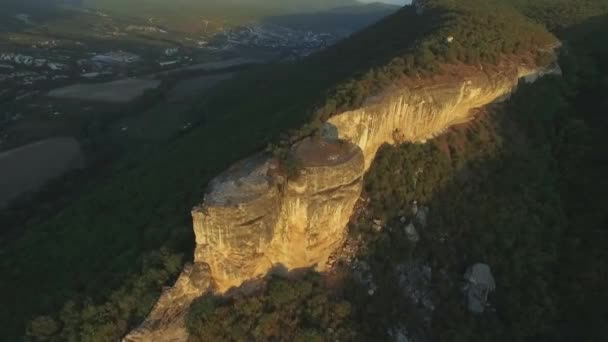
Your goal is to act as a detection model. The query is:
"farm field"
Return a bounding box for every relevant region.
[167,72,235,103]
[0,137,84,208]
[47,78,162,103]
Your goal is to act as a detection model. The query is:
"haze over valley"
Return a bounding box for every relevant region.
[1,1,607,342]
[0,0,400,206]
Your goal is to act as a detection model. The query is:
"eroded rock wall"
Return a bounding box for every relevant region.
[269,139,365,273]
[190,139,365,291]
[124,64,544,342]
[192,156,282,290]
[327,66,535,170]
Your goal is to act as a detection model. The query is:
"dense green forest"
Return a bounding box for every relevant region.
[361,14,608,340]
[187,274,357,342]
[199,13,608,341]
[263,3,401,33]
[2,0,607,340]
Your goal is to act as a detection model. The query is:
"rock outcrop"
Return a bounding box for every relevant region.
[192,138,365,291]
[124,63,548,341]
[463,263,496,314]
[326,64,538,170]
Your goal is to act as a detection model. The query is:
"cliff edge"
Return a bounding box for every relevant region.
[124,59,557,341]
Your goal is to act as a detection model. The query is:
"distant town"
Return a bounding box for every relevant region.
[0,14,342,91]
[0,11,348,150]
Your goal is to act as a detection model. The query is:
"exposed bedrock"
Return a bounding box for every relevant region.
[125,63,551,341]
[192,155,282,291]
[192,138,365,291]
[327,65,541,170]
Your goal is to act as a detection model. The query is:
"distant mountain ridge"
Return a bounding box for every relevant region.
[7,1,608,341]
[80,0,361,15]
[0,0,401,38]
[263,3,402,33]
[0,0,364,19]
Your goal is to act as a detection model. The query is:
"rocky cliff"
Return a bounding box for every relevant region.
[326,64,546,170]
[124,62,551,342]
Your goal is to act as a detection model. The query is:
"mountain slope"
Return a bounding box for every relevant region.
[263,3,402,33]
[4,1,606,341]
[184,11,608,342]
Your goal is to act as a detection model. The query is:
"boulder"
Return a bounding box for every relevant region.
[389,327,411,342]
[415,206,429,228]
[372,219,384,232]
[353,260,376,296]
[396,261,434,312]
[463,263,496,314]
[404,223,420,243]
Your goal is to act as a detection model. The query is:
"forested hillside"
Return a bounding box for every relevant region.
[357,21,608,338]
[186,13,608,341]
[80,0,359,21]
[2,1,607,341]
[263,3,401,33]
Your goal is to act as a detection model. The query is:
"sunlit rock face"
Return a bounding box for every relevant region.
[269,138,365,273]
[125,64,546,342]
[327,65,539,170]
[192,155,282,291]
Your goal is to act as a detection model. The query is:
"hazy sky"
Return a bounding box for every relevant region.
[359,0,410,5]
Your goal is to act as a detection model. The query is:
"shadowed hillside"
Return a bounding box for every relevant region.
[2,1,607,341]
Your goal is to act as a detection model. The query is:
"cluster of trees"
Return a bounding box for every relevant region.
[204,0,562,155]
[355,14,608,342]
[365,142,451,220]
[194,11,608,342]
[25,249,183,341]
[360,102,562,340]
[549,15,608,340]
[187,274,357,342]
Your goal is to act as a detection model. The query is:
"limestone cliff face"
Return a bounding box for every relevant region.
[124,63,546,342]
[192,155,282,291]
[269,139,364,275]
[326,65,535,170]
[192,138,365,291]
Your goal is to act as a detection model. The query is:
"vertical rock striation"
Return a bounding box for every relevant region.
[192,155,282,291]
[269,138,365,273]
[190,138,365,291]
[125,63,548,341]
[327,65,539,170]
